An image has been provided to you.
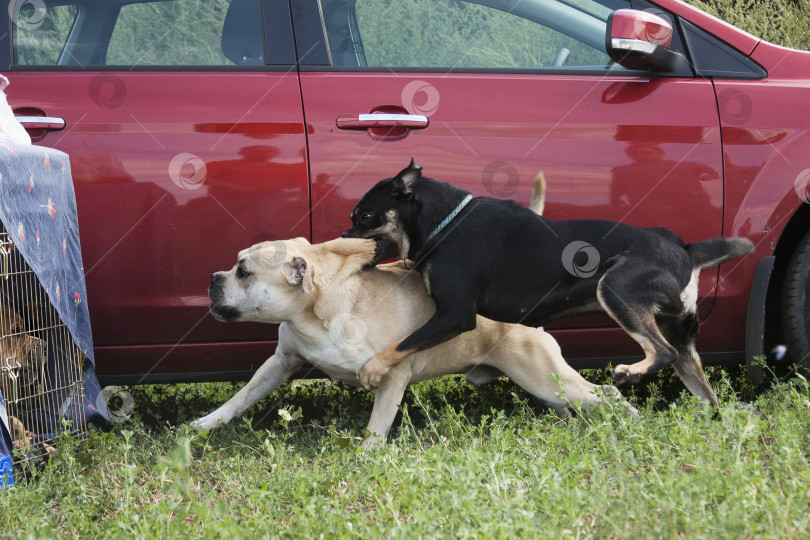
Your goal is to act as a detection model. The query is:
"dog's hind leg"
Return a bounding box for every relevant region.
[491,327,638,416]
[596,269,679,385]
[464,365,504,385]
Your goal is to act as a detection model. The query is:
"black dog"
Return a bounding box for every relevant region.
[343,159,754,404]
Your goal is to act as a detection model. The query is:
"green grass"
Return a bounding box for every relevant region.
[2,367,810,538]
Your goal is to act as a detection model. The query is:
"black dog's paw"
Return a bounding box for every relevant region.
[612,364,642,385]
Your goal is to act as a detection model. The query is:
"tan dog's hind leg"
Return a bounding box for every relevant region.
[491,328,638,416]
[191,351,303,431]
[359,338,413,391]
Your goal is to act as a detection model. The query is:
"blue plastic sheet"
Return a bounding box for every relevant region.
[0,144,110,476]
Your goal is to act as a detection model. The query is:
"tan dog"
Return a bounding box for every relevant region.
[193,233,636,448]
[0,301,49,452]
[0,301,45,388]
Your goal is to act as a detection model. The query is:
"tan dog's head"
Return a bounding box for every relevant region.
[0,302,46,390]
[208,237,377,325]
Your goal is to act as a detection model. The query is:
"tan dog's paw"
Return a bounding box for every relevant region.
[612,364,642,385]
[190,414,225,431]
[359,434,385,451]
[359,355,388,390]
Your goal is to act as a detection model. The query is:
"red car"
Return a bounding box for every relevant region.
[3,0,808,384]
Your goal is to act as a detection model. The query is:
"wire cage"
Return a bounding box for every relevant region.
[0,226,87,464]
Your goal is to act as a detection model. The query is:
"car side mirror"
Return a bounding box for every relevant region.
[606,9,686,72]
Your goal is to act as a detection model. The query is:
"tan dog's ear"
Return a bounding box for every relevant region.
[283,257,314,293]
[289,237,310,245]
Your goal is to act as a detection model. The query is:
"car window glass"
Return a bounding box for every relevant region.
[12,0,265,67]
[326,0,630,70]
[13,5,78,65]
[107,0,263,66]
[108,0,242,66]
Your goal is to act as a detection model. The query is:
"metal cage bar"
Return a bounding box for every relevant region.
[0,227,87,464]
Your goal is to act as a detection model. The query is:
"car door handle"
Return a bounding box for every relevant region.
[15,115,66,131]
[336,114,429,130]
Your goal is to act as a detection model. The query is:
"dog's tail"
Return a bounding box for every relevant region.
[529,171,546,216]
[686,237,754,270]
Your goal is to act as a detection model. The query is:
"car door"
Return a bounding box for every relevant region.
[3,0,309,380]
[292,0,723,362]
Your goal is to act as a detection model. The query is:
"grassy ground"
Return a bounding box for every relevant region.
[1,366,810,538]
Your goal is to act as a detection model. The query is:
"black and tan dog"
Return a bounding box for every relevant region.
[343,160,754,405]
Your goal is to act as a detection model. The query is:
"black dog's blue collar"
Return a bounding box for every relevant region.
[425,194,473,244]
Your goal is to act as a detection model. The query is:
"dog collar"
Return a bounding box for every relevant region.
[425,194,473,244]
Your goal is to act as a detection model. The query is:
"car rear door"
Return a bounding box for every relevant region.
[2,0,309,380]
[292,0,723,363]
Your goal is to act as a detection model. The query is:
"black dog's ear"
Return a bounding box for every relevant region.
[391,158,422,199]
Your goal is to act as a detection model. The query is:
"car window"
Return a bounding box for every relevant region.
[107,0,235,66]
[13,4,78,65]
[12,0,265,67]
[324,0,630,70]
